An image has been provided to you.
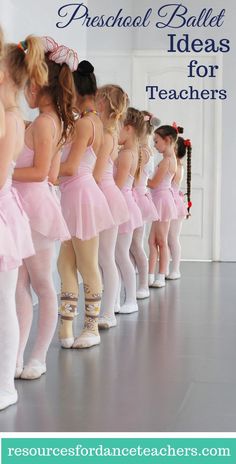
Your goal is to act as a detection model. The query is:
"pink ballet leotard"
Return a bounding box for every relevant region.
[0,161,35,271]
[152,169,178,222]
[98,139,129,227]
[59,119,114,240]
[13,116,70,249]
[133,154,159,224]
[172,180,188,219]
[118,173,143,234]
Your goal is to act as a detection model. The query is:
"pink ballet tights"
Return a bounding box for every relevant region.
[16,245,58,370]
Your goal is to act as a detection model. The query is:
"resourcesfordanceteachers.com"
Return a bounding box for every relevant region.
[6,443,231,458]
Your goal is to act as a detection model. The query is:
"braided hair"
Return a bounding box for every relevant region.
[96,84,128,133]
[176,136,192,218]
[123,108,146,182]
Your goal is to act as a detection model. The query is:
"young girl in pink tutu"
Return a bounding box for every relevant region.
[167,135,192,279]
[13,37,77,379]
[93,84,129,328]
[115,107,144,313]
[131,111,160,299]
[0,32,46,408]
[148,125,179,288]
[58,61,114,348]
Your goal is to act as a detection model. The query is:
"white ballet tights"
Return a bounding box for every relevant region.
[16,245,58,368]
[168,218,183,274]
[0,269,19,395]
[130,225,148,290]
[115,232,137,304]
[99,227,119,317]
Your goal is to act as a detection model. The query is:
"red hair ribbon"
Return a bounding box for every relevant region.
[184,139,191,147]
[188,201,192,208]
[172,121,178,132]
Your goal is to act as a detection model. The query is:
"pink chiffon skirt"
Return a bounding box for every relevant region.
[133,187,159,224]
[0,186,35,271]
[152,189,178,222]
[13,180,70,248]
[60,174,115,240]
[119,188,143,234]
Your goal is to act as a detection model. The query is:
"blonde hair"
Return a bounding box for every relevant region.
[97,84,128,132]
[5,35,48,89]
[124,107,145,138]
[123,107,146,183]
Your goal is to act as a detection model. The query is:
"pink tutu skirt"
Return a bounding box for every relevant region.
[152,189,178,222]
[173,190,188,219]
[13,180,70,247]
[133,187,159,224]
[119,188,143,234]
[99,179,129,227]
[60,174,115,240]
[0,185,35,271]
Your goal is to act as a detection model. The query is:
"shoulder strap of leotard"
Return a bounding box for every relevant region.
[6,110,20,132]
[27,113,58,140]
[40,113,57,140]
[86,117,96,147]
[142,146,151,164]
[108,133,116,158]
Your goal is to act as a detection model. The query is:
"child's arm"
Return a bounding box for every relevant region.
[0,101,5,138]
[115,149,132,189]
[147,158,169,189]
[48,151,61,185]
[59,118,92,177]
[0,113,16,189]
[93,132,113,183]
[13,116,54,182]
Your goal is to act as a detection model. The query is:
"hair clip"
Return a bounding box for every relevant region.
[150,116,161,127]
[17,40,27,53]
[184,139,191,147]
[143,115,151,122]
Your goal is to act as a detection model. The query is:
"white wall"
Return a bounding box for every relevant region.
[1,0,235,260]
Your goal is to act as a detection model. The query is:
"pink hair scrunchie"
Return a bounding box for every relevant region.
[41,36,79,72]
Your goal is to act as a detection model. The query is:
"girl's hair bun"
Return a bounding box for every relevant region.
[177,126,184,134]
[77,60,94,75]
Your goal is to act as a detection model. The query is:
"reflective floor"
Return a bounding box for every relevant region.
[1,262,236,432]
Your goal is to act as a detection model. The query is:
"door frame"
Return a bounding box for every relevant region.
[132,50,223,261]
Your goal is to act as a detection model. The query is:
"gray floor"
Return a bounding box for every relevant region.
[1,262,236,432]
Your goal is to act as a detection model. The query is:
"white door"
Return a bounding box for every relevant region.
[132,51,222,261]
